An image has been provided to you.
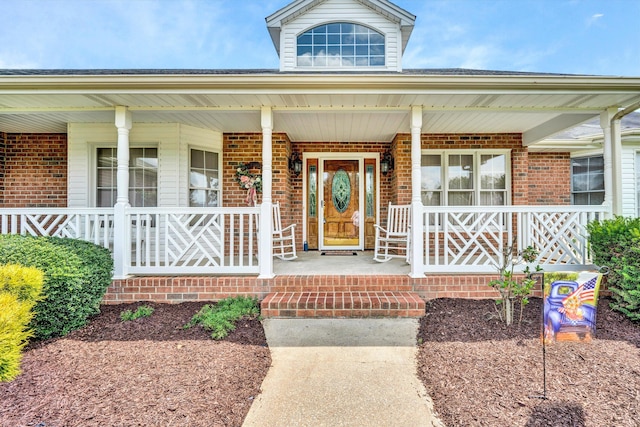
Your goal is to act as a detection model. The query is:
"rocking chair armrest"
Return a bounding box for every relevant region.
[278,224,296,232]
[373,224,388,234]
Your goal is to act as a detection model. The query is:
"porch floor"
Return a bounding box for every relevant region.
[273,250,410,276]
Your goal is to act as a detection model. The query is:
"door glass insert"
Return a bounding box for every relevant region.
[332,168,351,213]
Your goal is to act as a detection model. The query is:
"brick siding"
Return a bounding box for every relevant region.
[0,133,67,208]
[528,152,571,204]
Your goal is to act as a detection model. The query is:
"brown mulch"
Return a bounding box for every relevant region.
[3,298,639,427]
[0,302,271,427]
[417,297,640,427]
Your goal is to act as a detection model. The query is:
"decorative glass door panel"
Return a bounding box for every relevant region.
[322,160,359,247]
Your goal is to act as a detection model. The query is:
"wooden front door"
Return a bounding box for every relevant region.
[321,159,360,248]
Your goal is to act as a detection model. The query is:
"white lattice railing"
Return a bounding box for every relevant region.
[419,205,609,273]
[0,207,261,275]
[0,208,114,248]
[126,207,260,275]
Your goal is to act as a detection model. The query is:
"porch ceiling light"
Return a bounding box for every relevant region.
[289,151,303,176]
[380,150,394,176]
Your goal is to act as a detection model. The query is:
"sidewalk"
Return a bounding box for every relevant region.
[242,318,444,427]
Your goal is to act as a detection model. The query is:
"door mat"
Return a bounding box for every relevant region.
[321,251,358,256]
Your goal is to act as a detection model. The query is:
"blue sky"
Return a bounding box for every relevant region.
[1,0,638,76]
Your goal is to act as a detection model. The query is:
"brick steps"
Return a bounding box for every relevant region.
[261,291,425,318]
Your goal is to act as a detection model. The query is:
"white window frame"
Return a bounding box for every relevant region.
[570,154,605,206]
[421,149,511,206]
[188,147,222,208]
[92,143,159,208]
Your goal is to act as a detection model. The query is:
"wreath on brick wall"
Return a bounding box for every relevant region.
[234,163,262,206]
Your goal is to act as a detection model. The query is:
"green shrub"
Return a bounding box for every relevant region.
[184,296,260,340]
[0,265,44,382]
[587,216,640,321]
[0,235,114,340]
[121,305,155,321]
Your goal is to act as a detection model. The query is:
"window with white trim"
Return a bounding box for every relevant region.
[421,151,509,206]
[571,155,604,205]
[297,23,385,67]
[96,147,158,207]
[189,148,220,207]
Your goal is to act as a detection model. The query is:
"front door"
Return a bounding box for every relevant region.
[321,159,360,249]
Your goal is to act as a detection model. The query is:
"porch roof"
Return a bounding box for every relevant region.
[1,68,640,145]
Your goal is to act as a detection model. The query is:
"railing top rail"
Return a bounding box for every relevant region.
[0,208,114,214]
[126,207,261,214]
[421,205,610,214]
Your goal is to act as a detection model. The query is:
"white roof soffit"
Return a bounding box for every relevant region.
[1,73,640,142]
[266,0,416,54]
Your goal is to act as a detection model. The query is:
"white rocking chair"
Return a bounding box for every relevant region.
[272,201,297,260]
[373,203,411,263]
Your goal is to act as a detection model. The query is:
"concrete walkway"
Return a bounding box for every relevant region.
[242,318,444,427]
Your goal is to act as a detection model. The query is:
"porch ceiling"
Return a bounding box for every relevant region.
[1,72,640,144]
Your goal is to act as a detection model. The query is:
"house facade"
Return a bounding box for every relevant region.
[1,0,640,310]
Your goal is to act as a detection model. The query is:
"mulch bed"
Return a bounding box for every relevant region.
[3,298,638,426]
[0,302,271,427]
[416,297,640,427]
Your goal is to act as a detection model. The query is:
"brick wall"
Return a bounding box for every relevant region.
[528,152,571,204]
[1,133,67,207]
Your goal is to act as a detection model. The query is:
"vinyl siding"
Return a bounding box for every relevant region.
[280,0,402,71]
[621,143,640,217]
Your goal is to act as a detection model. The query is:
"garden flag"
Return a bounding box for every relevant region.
[542,271,603,343]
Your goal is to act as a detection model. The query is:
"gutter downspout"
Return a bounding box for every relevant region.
[611,101,640,215]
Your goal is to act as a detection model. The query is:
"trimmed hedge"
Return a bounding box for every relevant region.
[587,216,640,321]
[0,235,114,340]
[0,264,43,382]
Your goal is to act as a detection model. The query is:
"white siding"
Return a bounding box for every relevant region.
[280,0,402,71]
[68,123,222,208]
[621,143,640,217]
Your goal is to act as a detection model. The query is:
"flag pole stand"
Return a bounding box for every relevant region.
[529,272,548,400]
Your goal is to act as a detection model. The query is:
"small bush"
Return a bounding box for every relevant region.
[0,235,114,340]
[0,264,44,382]
[587,216,640,321]
[184,296,260,340]
[121,305,155,321]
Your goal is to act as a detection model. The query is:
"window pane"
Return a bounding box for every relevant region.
[448,154,473,190]
[97,189,114,207]
[327,23,340,33]
[573,175,588,192]
[480,191,505,206]
[573,193,589,205]
[190,170,206,188]
[589,192,604,205]
[448,191,474,205]
[190,189,205,207]
[206,171,219,189]
[298,34,312,45]
[206,190,218,207]
[421,155,441,191]
[191,149,204,168]
[421,191,441,206]
[97,169,114,187]
[480,154,506,189]
[572,157,589,174]
[97,148,116,167]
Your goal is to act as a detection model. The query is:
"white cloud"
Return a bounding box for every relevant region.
[587,13,604,27]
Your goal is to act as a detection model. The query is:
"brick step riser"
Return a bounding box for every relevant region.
[261,291,425,318]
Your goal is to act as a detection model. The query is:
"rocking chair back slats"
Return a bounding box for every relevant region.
[272,202,297,260]
[373,203,411,263]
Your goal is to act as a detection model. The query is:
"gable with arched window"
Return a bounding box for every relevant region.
[297,22,385,68]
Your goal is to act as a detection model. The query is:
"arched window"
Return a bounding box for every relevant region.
[297,23,385,67]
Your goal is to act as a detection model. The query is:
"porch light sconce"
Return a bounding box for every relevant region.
[289,151,303,176]
[380,150,394,176]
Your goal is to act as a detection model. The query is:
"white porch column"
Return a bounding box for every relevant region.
[409,106,425,278]
[258,107,275,278]
[611,117,623,215]
[600,108,616,216]
[113,106,132,279]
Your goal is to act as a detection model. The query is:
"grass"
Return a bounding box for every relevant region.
[184,296,260,339]
[120,305,155,322]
